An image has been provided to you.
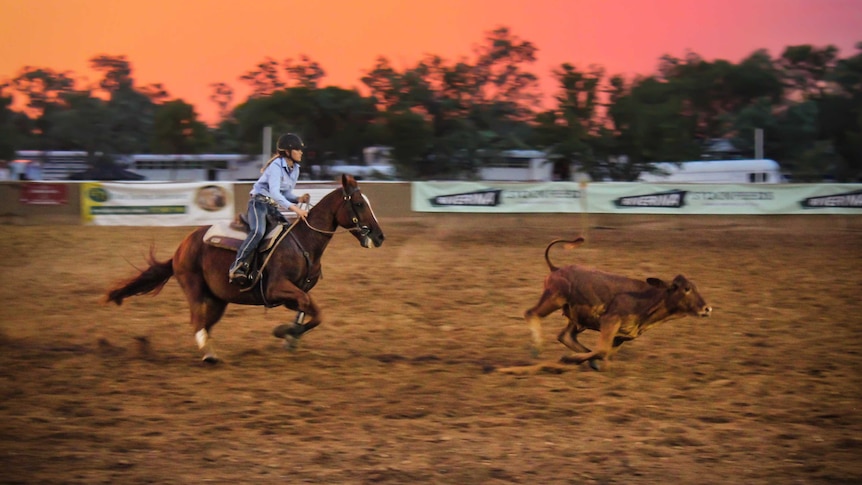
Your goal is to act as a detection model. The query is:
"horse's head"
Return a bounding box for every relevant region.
[336,174,385,248]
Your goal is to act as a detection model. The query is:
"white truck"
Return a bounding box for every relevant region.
[638,159,786,184]
[310,146,396,180]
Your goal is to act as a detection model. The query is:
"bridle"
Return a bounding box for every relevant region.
[300,186,372,238]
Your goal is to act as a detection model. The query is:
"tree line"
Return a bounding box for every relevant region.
[1,27,860,181]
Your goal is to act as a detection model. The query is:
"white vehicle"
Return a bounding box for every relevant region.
[327,161,396,180]
[124,154,261,181]
[477,150,551,181]
[13,150,89,180]
[11,151,262,181]
[638,159,786,184]
[312,146,397,180]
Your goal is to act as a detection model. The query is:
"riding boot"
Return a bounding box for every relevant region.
[229,258,251,285]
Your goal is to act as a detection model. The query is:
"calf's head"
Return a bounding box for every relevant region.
[646,275,712,317]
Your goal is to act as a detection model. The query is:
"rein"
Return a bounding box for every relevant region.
[298,187,370,237]
[300,210,345,236]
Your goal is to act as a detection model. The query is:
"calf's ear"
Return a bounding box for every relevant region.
[646,277,668,288]
[672,274,689,285]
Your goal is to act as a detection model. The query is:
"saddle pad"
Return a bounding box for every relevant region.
[203,222,285,252]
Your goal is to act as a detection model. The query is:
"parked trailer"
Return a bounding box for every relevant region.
[11,151,263,181]
[478,150,551,181]
[124,154,261,181]
[638,159,786,184]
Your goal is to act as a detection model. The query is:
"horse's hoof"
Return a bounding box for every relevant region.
[283,337,299,352]
[273,324,291,339]
[273,323,304,339]
[202,354,220,364]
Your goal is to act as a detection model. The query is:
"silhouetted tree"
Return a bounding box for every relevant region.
[0,90,17,161]
[209,82,234,121]
[151,100,212,153]
[284,55,326,89]
[9,67,76,118]
[3,31,861,181]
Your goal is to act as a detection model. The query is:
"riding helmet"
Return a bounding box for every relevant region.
[277,133,304,153]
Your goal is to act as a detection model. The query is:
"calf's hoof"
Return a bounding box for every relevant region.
[559,355,604,371]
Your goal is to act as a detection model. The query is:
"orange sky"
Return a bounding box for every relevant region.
[1,0,860,124]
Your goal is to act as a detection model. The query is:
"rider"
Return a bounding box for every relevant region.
[229,133,310,286]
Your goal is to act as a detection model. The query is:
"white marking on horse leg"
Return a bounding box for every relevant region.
[195,329,208,350]
[196,329,218,362]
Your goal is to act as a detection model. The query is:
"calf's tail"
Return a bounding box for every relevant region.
[106,248,174,305]
[544,236,585,272]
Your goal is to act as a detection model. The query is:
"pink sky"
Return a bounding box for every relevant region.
[1,0,860,124]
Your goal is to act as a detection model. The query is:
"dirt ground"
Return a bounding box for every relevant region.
[1,213,861,484]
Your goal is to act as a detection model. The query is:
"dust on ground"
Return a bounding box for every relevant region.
[1,214,861,484]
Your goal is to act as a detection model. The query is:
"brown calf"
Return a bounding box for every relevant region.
[525,237,712,370]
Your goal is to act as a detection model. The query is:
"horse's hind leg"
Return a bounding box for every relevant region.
[192,296,228,363]
[170,230,230,363]
[179,278,228,363]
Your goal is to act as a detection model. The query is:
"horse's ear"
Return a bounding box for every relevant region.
[341,173,357,189]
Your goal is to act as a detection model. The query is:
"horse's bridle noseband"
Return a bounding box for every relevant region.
[342,186,371,238]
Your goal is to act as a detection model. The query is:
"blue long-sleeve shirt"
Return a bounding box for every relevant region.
[250,156,301,209]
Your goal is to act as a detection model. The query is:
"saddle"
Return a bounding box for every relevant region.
[204,213,295,290]
[203,215,287,253]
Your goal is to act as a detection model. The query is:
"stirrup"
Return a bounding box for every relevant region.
[229,262,250,283]
[230,275,251,287]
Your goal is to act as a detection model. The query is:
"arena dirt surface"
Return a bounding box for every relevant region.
[1,213,861,484]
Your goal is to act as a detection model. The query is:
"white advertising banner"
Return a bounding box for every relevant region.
[81,182,235,226]
[413,182,862,215]
[412,181,585,213]
[585,183,862,214]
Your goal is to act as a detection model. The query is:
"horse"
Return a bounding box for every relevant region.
[106,174,385,363]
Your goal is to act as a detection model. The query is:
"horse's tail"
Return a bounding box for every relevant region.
[106,247,174,305]
[544,236,585,272]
